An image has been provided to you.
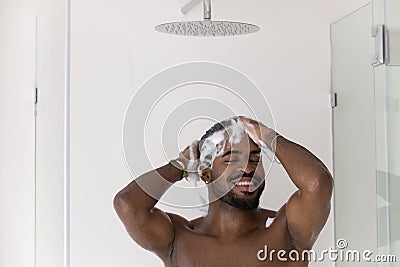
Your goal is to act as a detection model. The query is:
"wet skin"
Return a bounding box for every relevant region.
[114,120,333,267]
[166,137,307,266]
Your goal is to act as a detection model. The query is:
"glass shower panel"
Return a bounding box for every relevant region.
[374,0,400,265]
[386,0,400,258]
[35,0,66,266]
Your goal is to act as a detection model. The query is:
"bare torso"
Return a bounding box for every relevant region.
[163,207,309,267]
[113,124,333,267]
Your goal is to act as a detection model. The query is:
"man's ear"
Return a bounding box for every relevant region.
[200,166,212,184]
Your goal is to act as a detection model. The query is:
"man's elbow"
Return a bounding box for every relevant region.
[304,171,334,195]
[113,191,134,218]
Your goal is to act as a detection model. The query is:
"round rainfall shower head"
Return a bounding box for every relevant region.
[155,0,259,37]
[155,20,260,37]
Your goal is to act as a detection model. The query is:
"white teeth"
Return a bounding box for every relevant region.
[235,181,254,186]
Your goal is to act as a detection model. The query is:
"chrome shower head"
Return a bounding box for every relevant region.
[155,0,260,37]
[155,20,259,37]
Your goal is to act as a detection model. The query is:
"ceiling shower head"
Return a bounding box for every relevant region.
[155,0,260,37]
[155,20,260,37]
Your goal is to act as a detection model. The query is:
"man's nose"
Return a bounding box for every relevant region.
[242,171,255,178]
[239,160,256,174]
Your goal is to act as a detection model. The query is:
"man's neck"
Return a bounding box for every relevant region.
[201,200,261,240]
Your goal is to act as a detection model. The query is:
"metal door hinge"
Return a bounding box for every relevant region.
[330,92,337,108]
[34,88,38,117]
[372,24,387,67]
[372,24,400,66]
[34,88,38,104]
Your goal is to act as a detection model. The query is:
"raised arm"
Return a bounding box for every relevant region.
[113,142,198,260]
[241,117,333,250]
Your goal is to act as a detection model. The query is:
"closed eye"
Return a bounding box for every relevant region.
[224,157,239,163]
[250,155,260,161]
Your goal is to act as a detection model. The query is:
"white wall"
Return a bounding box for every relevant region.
[69,0,370,267]
[0,0,37,266]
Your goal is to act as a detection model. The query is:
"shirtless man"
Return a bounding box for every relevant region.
[114,116,333,266]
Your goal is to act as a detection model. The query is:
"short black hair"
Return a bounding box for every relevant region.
[198,118,237,156]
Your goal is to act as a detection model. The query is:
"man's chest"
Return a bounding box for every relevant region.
[170,229,301,267]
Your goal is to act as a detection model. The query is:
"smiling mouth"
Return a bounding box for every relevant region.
[235,180,255,186]
[231,177,261,192]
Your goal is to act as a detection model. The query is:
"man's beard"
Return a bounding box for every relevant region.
[220,189,263,210]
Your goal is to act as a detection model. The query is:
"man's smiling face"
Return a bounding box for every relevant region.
[205,133,266,210]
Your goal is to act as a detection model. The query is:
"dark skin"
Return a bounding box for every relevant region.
[114,117,333,266]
